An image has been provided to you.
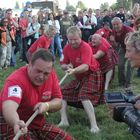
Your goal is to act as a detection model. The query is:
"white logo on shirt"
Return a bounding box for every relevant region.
[8,85,22,98]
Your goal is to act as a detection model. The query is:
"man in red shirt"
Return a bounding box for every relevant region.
[89,34,118,90]
[26,25,56,62]
[59,26,104,133]
[0,49,73,140]
[109,17,134,90]
[96,21,112,39]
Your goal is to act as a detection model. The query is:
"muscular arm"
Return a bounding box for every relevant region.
[47,98,62,112]
[2,100,19,127]
[66,64,89,75]
[93,50,105,59]
[34,98,62,113]
[74,64,89,73]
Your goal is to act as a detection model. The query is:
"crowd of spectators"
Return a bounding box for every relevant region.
[0,1,139,91]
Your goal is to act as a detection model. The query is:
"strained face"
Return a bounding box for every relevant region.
[112,21,122,32]
[91,36,100,46]
[28,59,53,86]
[67,33,81,48]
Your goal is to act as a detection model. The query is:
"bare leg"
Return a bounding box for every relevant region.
[58,100,69,127]
[81,100,100,133]
[105,69,113,90]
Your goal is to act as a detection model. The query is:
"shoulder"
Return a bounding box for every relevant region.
[5,66,28,87]
[123,25,133,32]
[39,35,46,41]
[81,41,91,49]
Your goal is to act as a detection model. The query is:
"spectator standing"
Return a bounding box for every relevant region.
[0,18,15,70]
[82,8,97,42]
[109,17,133,90]
[27,25,56,62]
[60,11,73,48]
[48,13,63,59]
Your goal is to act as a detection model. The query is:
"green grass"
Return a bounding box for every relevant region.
[1,58,140,140]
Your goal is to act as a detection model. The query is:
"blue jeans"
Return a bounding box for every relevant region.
[50,33,62,58]
[11,46,16,67]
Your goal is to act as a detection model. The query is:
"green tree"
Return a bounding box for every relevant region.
[100,2,109,11]
[76,1,86,10]
[65,5,76,12]
[110,3,117,11]
[116,0,131,10]
[15,1,20,9]
[66,0,70,7]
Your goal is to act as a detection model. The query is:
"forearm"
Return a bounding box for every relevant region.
[2,101,19,127]
[74,64,89,74]
[46,98,62,112]
[48,98,62,112]
[93,50,105,60]
[3,108,20,127]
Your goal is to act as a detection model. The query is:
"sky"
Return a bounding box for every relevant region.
[59,0,117,9]
[0,0,117,9]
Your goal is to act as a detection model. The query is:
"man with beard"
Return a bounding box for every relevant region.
[109,17,133,90]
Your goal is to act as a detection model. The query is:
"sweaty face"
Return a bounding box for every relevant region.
[28,59,53,86]
[125,44,140,67]
[112,21,122,32]
[67,33,81,48]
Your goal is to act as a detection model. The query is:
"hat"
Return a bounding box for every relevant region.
[26,1,32,5]
[24,8,32,12]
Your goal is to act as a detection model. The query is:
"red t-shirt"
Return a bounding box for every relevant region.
[96,28,111,39]
[1,66,62,128]
[19,18,28,38]
[28,35,52,54]
[60,41,100,79]
[111,25,133,51]
[89,38,110,64]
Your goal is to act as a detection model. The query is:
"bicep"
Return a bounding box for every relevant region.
[2,100,19,114]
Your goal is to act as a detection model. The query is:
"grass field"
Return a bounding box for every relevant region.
[0,58,140,140]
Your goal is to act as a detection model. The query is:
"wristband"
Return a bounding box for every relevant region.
[45,102,49,111]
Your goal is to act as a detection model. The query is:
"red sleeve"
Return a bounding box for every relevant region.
[50,70,62,99]
[80,43,92,65]
[96,29,104,36]
[99,38,110,53]
[1,81,23,105]
[28,40,38,53]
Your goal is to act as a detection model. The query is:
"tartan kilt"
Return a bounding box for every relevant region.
[61,70,105,106]
[0,114,73,140]
[100,47,118,74]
